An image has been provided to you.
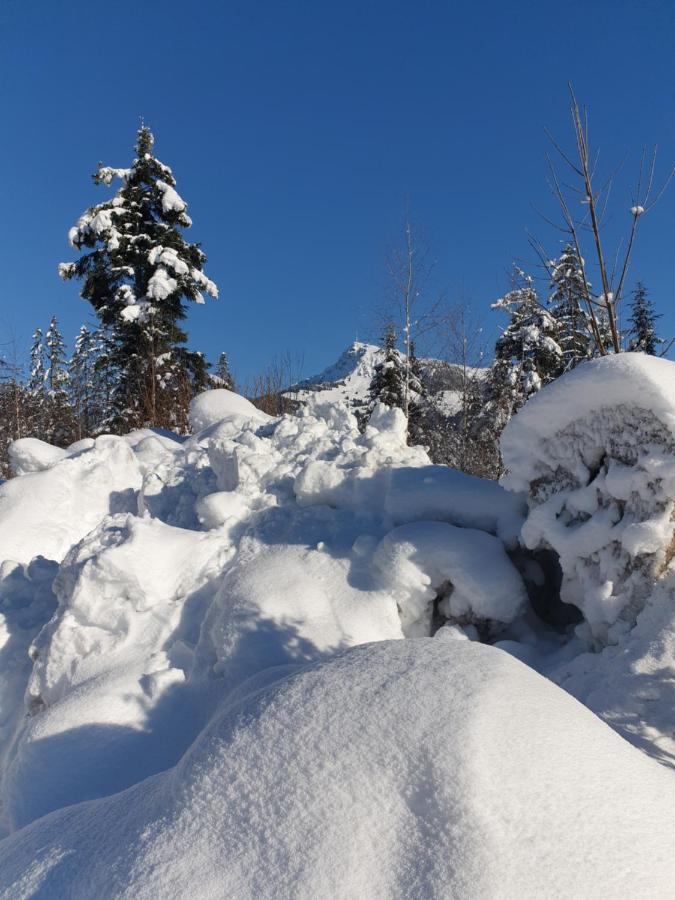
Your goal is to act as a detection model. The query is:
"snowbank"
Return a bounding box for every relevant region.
[0,640,672,899]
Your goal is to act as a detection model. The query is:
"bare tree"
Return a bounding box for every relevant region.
[245,351,305,416]
[543,84,672,354]
[381,210,445,420]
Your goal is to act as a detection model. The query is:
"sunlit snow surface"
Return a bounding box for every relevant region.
[0,373,673,896]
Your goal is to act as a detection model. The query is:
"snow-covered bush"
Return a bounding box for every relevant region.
[502,353,675,645]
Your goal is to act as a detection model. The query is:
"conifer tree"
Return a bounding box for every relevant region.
[627,282,662,355]
[212,352,235,391]
[407,340,427,446]
[60,125,219,431]
[491,267,562,404]
[27,327,47,437]
[44,316,73,444]
[367,323,407,415]
[474,268,563,477]
[548,244,592,370]
[70,325,100,438]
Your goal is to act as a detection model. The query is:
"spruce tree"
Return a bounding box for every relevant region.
[212,352,235,391]
[367,323,407,415]
[60,125,219,431]
[70,325,100,438]
[407,340,427,446]
[627,282,662,355]
[27,327,47,437]
[44,316,73,444]
[548,244,592,370]
[474,268,563,477]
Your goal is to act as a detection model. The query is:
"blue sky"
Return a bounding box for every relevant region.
[1,0,673,384]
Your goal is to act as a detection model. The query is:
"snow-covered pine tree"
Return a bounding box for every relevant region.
[366,323,407,419]
[69,324,101,438]
[548,244,593,370]
[44,316,74,444]
[407,340,427,446]
[211,352,235,391]
[59,125,219,431]
[474,268,563,477]
[27,327,47,438]
[627,282,663,355]
[491,267,562,402]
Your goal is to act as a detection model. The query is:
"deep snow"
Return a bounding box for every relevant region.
[0,368,673,896]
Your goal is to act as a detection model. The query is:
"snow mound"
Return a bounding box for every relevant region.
[374,522,527,635]
[188,389,270,432]
[0,640,672,899]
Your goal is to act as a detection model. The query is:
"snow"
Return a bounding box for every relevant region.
[188,389,271,431]
[0,640,673,899]
[0,375,674,893]
[156,179,188,214]
[501,353,675,494]
[146,266,177,301]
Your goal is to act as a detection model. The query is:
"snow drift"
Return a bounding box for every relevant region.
[0,640,673,900]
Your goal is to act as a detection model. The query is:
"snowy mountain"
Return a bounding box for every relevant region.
[290,340,486,419]
[0,355,674,896]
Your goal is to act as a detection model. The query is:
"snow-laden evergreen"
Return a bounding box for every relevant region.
[627,281,663,355]
[59,126,219,431]
[211,352,235,391]
[547,243,593,369]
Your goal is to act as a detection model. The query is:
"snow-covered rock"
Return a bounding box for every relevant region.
[0,640,672,899]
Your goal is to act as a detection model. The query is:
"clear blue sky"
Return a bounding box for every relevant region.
[1,0,673,384]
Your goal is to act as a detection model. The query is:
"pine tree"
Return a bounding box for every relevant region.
[69,325,100,438]
[407,340,426,446]
[366,323,407,417]
[59,125,219,431]
[27,327,47,437]
[474,268,563,477]
[211,352,235,391]
[627,282,662,355]
[44,316,73,444]
[548,244,593,370]
[491,267,562,405]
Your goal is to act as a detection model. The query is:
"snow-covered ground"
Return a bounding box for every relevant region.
[0,358,673,896]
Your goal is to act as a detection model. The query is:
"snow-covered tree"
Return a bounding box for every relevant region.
[627,282,662,355]
[548,244,593,370]
[367,324,407,414]
[211,352,235,391]
[44,316,73,444]
[60,125,219,431]
[474,268,563,477]
[27,327,47,436]
[69,325,101,438]
[407,340,427,446]
[492,267,562,401]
